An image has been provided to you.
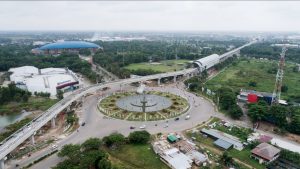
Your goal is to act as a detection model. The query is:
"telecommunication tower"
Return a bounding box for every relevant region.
[272,46,288,104]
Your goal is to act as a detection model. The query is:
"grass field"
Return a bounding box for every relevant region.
[0,97,58,115]
[124,59,190,72]
[205,58,300,101]
[106,144,169,169]
[228,148,264,169]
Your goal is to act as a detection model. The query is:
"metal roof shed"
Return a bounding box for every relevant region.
[167,135,178,143]
[214,139,233,150]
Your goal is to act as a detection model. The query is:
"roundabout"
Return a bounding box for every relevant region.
[98,91,189,121]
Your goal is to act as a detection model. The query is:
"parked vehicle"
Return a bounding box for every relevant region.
[81,122,86,126]
[130,126,135,129]
[185,115,190,120]
[175,117,180,121]
[139,125,146,129]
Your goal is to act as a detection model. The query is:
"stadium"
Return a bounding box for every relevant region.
[32,41,101,55]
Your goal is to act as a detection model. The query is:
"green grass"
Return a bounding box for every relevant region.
[0,97,58,115]
[213,124,253,142]
[205,58,300,101]
[106,144,169,169]
[124,59,190,72]
[228,148,265,169]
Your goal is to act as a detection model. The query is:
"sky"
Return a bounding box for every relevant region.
[0,1,299,32]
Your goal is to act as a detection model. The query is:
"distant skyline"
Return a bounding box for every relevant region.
[0,1,299,32]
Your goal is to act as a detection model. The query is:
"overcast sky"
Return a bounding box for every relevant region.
[0,1,299,32]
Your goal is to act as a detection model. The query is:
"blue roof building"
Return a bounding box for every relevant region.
[33,41,101,55]
[39,41,100,50]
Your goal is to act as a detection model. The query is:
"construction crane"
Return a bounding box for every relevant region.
[272,46,288,104]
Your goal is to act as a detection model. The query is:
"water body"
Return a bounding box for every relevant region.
[0,111,32,130]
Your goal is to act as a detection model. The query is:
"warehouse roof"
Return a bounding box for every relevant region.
[201,128,243,149]
[39,41,100,50]
[214,139,233,149]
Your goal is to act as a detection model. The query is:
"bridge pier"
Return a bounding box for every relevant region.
[157,78,161,85]
[173,76,177,83]
[119,84,123,91]
[51,117,56,128]
[31,134,35,145]
[0,158,5,169]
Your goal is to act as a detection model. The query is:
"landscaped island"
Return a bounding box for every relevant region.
[98,91,189,121]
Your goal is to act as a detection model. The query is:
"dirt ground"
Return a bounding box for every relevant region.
[11,101,83,159]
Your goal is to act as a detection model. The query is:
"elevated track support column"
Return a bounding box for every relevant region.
[51,117,56,128]
[31,134,35,145]
[157,78,161,85]
[173,76,177,83]
[0,158,5,169]
[120,84,123,91]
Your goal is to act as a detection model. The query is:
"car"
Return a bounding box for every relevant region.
[139,125,146,129]
[81,122,86,126]
[174,117,179,121]
[185,115,190,120]
[130,126,135,129]
[102,87,110,91]
[163,124,169,128]
[51,144,58,150]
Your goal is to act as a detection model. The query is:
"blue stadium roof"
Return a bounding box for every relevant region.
[39,41,100,50]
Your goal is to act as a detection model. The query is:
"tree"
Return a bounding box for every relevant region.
[58,144,81,163]
[79,150,107,169]
[281,85,288,93]
[98,158,112,169]
[53,160,80,169]
[288,108,300,134]
[14,93,22,102]
[128,131,151,144]
[82,138,102,151]
[247,102,268,122]
[269,105,288,128]
[220,151,233,167]
[79,48,91,56]
[218,87,236,111]
[228,104,243,119]
[56,90,64,100]
[22,93,29,102]
[103,133,125,148]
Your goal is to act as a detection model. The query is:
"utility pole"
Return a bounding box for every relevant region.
[272,46,287,105]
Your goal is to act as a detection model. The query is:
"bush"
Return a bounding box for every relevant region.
[103,133,125,148]
[128,131,151,144]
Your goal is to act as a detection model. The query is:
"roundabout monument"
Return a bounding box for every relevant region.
[98,84,189,121]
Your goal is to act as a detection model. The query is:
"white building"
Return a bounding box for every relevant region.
[8,66,80,97]
[193,54,220,71]
[161,148,192,169]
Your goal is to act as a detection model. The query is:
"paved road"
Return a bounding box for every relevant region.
[9,82,218,169]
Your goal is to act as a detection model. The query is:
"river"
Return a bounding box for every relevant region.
[0,111,32,131]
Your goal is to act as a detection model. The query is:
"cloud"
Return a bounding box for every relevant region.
[0,1,299,31]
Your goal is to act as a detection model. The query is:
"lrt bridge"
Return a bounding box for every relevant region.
[0,40,256,169]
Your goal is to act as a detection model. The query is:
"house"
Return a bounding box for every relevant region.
[251,143,280,164]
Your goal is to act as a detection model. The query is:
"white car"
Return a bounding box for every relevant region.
[185,115,190,120]
[139,125,146,129]
[51,144,58,150]
[163,124,169,128]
